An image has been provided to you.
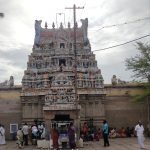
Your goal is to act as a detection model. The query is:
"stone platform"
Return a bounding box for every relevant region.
[0,138,150,150]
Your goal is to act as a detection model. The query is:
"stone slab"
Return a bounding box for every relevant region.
[0,138,150,150]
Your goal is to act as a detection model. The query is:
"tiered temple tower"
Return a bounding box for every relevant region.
[21,18,105,129]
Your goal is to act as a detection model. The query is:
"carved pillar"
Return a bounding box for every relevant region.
[94,101,99,116]
[89,102,93,117]
[37,101,41,119]
[32,103,35,118]
[25,103,29,118]
[85,102,88,118]
[22,103,26,118]
[100,101,105,116]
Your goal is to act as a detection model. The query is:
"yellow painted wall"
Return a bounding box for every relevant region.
[0,91,20,100]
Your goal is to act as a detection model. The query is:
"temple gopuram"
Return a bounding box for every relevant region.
[21,18,106,130]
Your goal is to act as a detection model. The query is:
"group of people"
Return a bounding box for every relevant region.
[51,122,76,150]
[102,120,146,149]
[109,127,136,138]
[104,120,146,149]
[0,124,6,145]
[16,121,77,149]
[81,120,146,149]
[101,120,145,148]
[0,120,146,149]
[16,121,45,148]
[81,120,110,147]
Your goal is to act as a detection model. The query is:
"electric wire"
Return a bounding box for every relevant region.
[76,3,86,24]
[98,16,150,30]
[92,34,150,52]
[79,3,86,20]
[89,16,150,32]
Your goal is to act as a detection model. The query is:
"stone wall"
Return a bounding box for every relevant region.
[0,84,149,139]
[21,95,45,123]
[79,94,105,127]
[0,87,22,140]
[104,85,148,129]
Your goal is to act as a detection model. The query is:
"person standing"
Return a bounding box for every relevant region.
[0,124,6,145]
[51,123,59,150]
[32,124,38,139]
[82,122,89,141]
[38,122,44,139]
[41,125,46,139]
[135,121,145,149]
[22,123,29,146]
[17,127,24,148]
[68,122,76,149]
[102,120,110,147]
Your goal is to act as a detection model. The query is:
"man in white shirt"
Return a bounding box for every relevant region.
[0,124,6,145]
[135,121,145,149]
[38,122,44,139]
[22,123,29,145]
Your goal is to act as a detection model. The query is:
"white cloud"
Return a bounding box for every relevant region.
[0,0,150,84]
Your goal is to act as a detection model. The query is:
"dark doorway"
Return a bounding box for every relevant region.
[60,43,65,48]
[54,114,71,121]
[59,59,66,66]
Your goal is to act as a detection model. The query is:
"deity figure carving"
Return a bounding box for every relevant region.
[52,22,55,28]
[68,22,70,28]
[45,87,75,105]
[59,22,63,29]
[98,74,104,85]
[34,20,42,46]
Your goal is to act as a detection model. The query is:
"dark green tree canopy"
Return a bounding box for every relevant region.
[125,42,150,82]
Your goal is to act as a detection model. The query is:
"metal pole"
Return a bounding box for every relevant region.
[147,96,150,123]
[65,4,84,110]
[73,4,78,112]
[65,4,84,140]
[56,13,58,28]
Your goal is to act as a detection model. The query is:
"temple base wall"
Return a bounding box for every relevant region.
[104,96,147,128]
[0,87,22,140]
[0,85,149,139]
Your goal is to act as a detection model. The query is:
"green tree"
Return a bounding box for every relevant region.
[125,42,150,133]
[125,42,150,82]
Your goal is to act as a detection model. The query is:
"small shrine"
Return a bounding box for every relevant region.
[0,76,14,88]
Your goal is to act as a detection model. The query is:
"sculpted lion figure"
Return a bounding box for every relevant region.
[111,75,117,86]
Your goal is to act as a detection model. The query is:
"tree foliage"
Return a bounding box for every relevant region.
[133,82,150,102]
[126,42,150,103]
[125,42,150,82]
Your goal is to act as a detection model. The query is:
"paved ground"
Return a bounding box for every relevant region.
[0,138,150,150]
